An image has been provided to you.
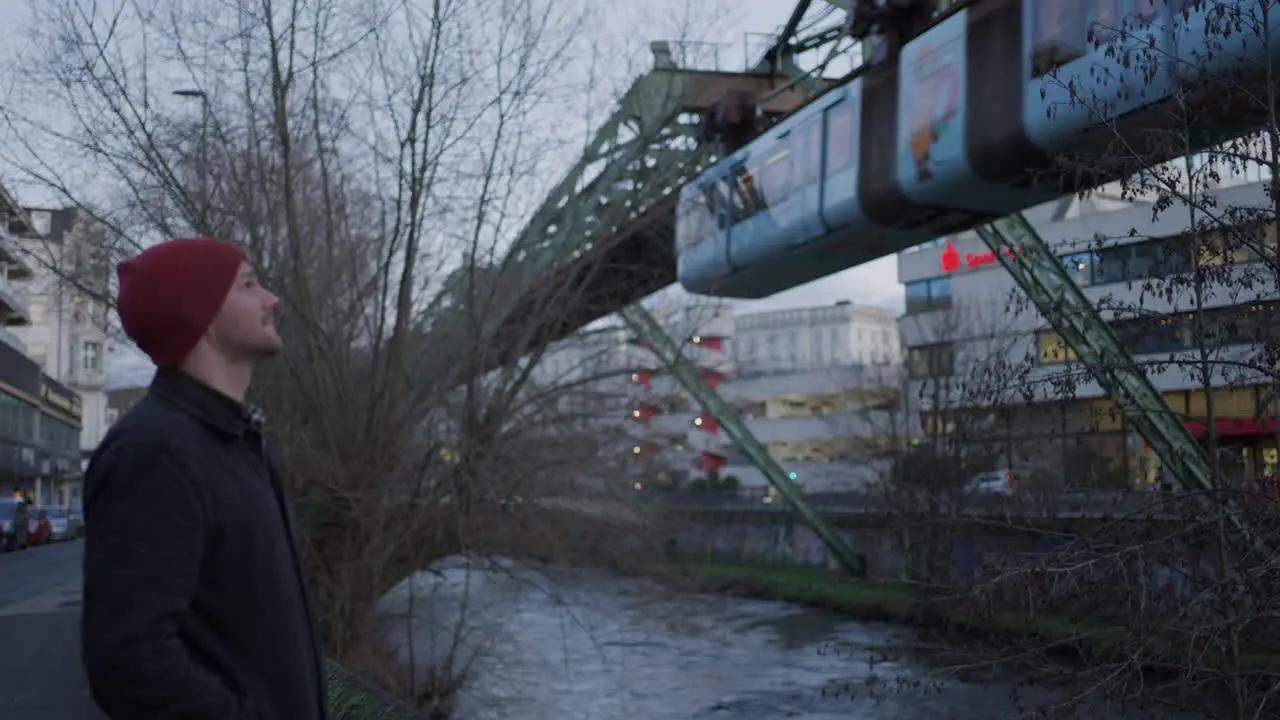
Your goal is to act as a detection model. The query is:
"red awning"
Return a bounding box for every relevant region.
[1184,417,1277,440]
[696,452,727,473]
[701,368,725,389]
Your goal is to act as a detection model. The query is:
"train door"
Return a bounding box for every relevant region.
[726,118,826,271]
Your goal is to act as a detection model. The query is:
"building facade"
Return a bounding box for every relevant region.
[106,386,148,427]
[628,300,903,493]
[14,207,112,459]
[0,189,84,505]
[897,180,1280,490]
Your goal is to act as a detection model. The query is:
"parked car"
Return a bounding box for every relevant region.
[43,505,73,541]
[67,504,85,538]
[27,507,52,546]
[0,498,30,551]
[963,470,1017,496]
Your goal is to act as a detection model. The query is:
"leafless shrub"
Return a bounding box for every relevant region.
[0,0,731,712]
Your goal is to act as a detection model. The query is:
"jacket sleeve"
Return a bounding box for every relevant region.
[80,441,262,720]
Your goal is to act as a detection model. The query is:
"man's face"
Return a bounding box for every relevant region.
[206,262,282,362]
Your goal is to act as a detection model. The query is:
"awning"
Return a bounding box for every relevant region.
[1183,417,1276,440]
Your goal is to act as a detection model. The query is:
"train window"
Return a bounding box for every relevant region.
[1131,0,1159,25]
[1089,0,1121,44]
[676,190,711,253]
[756,146,794,210]
[798,121,822,186]
[823,101,856,178]
[714,177,731,229]
[732,165,760,223]
[1031,0,1086,77]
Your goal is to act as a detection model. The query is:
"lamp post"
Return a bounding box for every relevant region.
[173,88,209,232]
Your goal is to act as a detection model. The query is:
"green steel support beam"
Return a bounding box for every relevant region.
[470,63,710,340]
[618,303,868,578]
[975,213,1266,553]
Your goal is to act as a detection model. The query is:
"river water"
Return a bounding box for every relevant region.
[376,557,1206,719]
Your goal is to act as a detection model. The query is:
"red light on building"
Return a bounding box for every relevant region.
[631,370,653,387]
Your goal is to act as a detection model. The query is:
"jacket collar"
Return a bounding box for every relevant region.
[150,369,266,437]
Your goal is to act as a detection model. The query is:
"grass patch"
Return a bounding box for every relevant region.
[654,560,1280,673]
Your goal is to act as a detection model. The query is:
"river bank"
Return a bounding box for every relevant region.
[378,557,1195,719]
[649,560,1280,675]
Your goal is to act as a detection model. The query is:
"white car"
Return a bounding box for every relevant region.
[963,470,1017,496]
[44,505,72,541]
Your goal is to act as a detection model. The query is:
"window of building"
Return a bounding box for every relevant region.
[82,341,102,372]
[1036,301,1280,365]
[1061,251,1097,286]
[1036,331,1078,364]
[1093,246,1129,284]
[907,343,955,379]
[1060,237,1198,287]
[1195,223,1277,267]
[905,276,952,314]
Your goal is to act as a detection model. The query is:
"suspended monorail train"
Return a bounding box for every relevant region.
[677,0,1274,299]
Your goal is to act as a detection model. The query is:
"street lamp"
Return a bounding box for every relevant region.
[173,88,209,232]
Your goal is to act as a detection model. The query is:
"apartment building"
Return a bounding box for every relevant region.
[0,190,83,505]
[14,207,112,459]
[898,179,1280,490]
[628,299,903,493]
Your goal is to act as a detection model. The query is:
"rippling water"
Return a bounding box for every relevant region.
[376,557,1209,719]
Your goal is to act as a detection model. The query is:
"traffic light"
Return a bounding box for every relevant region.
[787,471,797,480]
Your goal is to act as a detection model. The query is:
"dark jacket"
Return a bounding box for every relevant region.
[81,370,327,720]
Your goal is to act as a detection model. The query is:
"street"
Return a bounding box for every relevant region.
[0,540,104,719]
[0,538,83,609]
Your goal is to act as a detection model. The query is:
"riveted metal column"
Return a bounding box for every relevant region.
[619,303,867,577]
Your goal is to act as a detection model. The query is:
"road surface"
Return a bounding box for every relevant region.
[0,540,104,719]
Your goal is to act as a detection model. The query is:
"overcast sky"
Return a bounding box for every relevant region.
[0,0,903,388]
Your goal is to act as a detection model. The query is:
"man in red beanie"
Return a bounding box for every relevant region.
[80,237,327,720]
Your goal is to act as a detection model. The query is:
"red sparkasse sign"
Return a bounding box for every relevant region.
[939,240,1022,272]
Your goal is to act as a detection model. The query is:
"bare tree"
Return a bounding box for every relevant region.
[0,0,734,712]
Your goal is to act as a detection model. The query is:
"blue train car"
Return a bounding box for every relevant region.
[678,0,1276,299]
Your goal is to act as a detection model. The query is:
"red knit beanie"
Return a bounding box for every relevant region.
[117,237,246,370]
